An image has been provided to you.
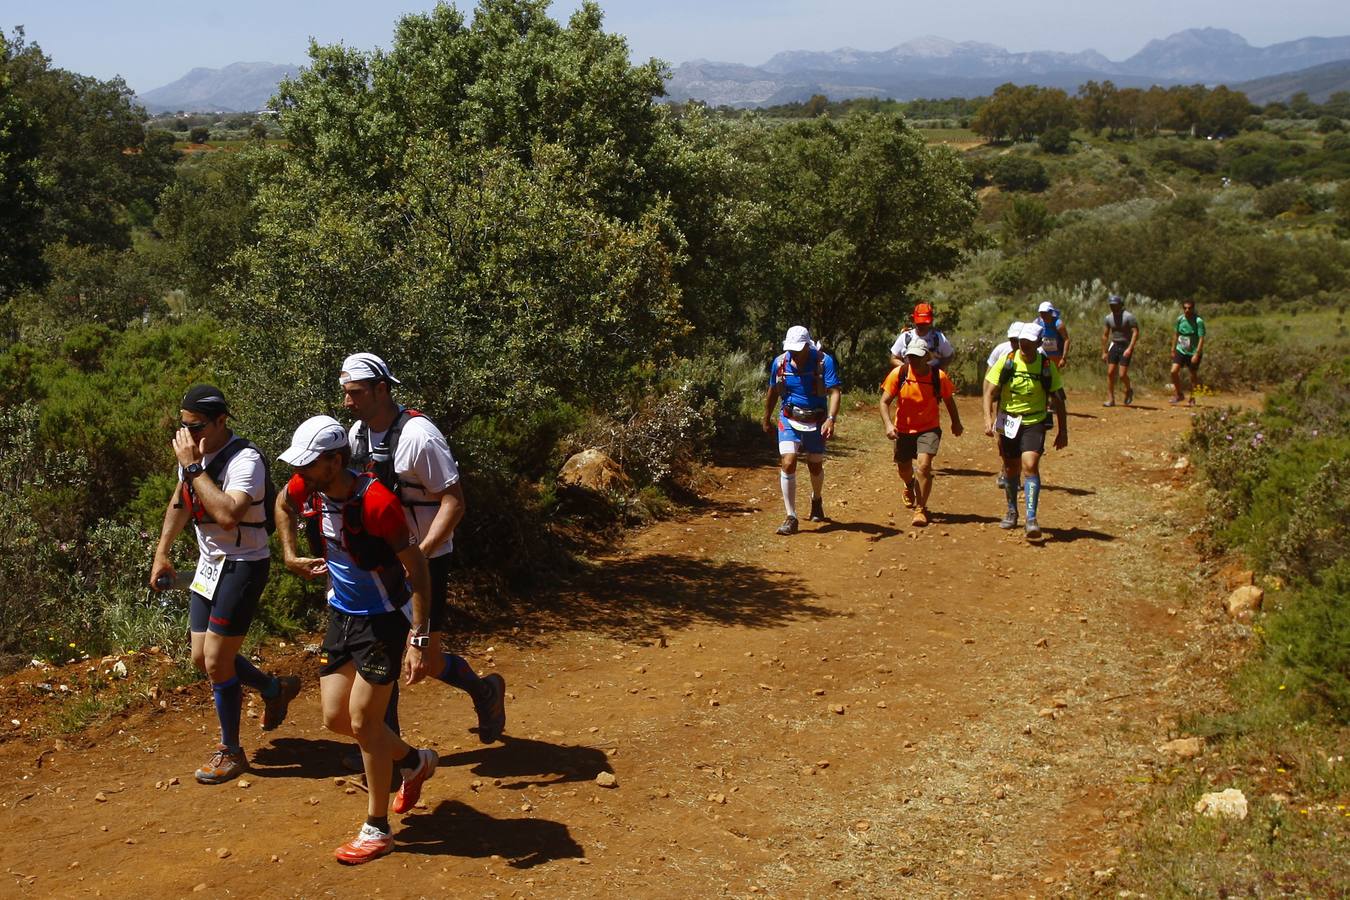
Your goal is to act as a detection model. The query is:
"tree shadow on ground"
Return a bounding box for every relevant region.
[936,466,999,477]
[440,736,611,789]
[250,737,351,779]
[397,799,583,867]
[535,554,837,642]
[1066,411,1098,419]
[1048,526,1116,544]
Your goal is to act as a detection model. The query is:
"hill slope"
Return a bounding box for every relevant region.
[138,62,301,113]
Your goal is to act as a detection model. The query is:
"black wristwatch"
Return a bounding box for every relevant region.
[409,631,431,649]
[184,462,204,481]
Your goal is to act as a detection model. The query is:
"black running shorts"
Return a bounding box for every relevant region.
[1172,350,1200,369]
[1107,342,1132,366]
[999,420,1049,459]
[320,608,409,686]
[189,558,270,637]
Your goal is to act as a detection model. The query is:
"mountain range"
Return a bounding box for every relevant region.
[136,28,1350,113]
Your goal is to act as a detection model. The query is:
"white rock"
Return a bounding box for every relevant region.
[111,660,128,678]
[1194,788,1248,820]
[595,771,618,788]
[1225,585,1264,618]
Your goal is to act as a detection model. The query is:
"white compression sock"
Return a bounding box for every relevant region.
[780,471,797,518]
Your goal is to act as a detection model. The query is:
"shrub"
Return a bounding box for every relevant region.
[1037,126,1072,155]
[1149,141,1220,173]
[1266,560,1350,716]
[1253,180,1303,218]
[1315,115,1345,134]
[188,126,209,144]
[991,155,1049,192]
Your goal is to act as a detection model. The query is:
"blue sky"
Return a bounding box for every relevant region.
[5,0,1347,93]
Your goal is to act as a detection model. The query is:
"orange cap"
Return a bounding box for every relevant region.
[912,303,934,324]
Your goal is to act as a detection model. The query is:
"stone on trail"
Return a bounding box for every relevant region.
[1226,585,1264,618]
[1194,788,1248,820]
[595,771,618,788]
[558,449,631,493]
[217,847,232,859]
[1159,737,1204,760]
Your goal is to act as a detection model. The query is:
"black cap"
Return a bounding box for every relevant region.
[180,384,230,417]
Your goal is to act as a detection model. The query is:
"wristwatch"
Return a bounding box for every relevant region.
[409,631,431,649]
[184,462,204,481]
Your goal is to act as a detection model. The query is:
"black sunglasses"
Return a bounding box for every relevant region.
[178,420,211,432]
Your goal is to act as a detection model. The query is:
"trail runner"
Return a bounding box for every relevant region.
[879,340,963,527]
[762,326,842,535]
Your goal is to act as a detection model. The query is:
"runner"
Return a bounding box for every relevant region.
[149,385,300,785]
[889,302,955,371]
[879,341,963,526]
[338,353,506,752]
[762,326,842,535]
[1100,294,1139,407]
[275,415,438,865]
[1169,301,1206,406]
[987,322,1025,490]
[984,324,1069,540]
[1036,301,1071,368]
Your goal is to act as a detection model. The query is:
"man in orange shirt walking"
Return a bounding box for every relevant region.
[879,341,964,526]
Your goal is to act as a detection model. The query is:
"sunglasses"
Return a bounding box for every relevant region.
[178,420,211,432]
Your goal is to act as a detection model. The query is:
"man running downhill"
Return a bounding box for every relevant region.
[1100,294,1139,407]
[1169,301,1206,406]
[1036,301,1070,368]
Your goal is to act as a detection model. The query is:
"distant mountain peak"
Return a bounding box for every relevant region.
[138,62,302,113]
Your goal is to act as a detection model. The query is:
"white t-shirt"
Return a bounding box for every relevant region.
[891,328,955,368]
[349,413,461,558]
[179,438,270,562]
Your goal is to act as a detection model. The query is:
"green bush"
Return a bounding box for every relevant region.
[991,155,1049,192]
[1037,126,1072,154]
[1266,560,1350,715]
[1253,180,1304,218]
[1149,141,1220,173]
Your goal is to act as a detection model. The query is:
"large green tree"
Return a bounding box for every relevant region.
[0,60,43,298]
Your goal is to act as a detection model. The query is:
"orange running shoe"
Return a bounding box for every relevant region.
[334,823,394,865]
[911,508,929,527]
[390,748,437,814]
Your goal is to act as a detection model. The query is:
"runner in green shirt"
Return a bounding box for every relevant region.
[1170,300,1206,406]
[983,323,1068,540]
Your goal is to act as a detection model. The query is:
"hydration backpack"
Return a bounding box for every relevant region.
[998,352,1054,398]
[350,409,440,510]
[891,362,942,405]
[775,348,827,413]
[177,436,277,546]
[300,473,401,573]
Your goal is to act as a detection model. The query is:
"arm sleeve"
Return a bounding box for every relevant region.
[1197,319,1206,337]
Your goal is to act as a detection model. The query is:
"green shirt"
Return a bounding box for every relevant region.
[985,352,1064,425]
[1175,315,1205,355]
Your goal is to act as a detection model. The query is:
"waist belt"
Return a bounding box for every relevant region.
[786,406,825,422]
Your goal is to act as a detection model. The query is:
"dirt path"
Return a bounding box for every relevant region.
[1,393,1226,898]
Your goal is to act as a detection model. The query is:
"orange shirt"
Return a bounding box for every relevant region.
[881,365,954,434]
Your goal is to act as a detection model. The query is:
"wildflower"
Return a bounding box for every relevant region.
[1279,684,1287,691]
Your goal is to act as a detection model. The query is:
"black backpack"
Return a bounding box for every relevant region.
[300,473,401,573]
[350,409,440,509]
[178,436,277,546]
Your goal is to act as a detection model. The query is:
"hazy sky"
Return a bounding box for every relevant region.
[5,0,1347,93]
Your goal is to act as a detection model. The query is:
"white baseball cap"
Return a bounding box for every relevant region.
[903,339,929,358]
[339,352,402,385]
[1037,301,1056,313]
[279,415,349,467]
[1017,322,1044,343]
[783,326,812,352]
[1007,321,1024,338]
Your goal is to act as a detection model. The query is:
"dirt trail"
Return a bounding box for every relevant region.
[1,393,1225,898]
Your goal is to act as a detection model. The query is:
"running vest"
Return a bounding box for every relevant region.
[350,409,440,510]
[1040,321,1063,356]
[775,349,827,417]
[301,473,401,573]
[176,437,277,546]
[999,352,1054,398]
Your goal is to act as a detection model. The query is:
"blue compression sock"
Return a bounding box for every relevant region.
[234,655,276,697]
[437,654,489,703]
[1004,476,1019,511]
[212,676,243,750]
[1025,475,1041,521]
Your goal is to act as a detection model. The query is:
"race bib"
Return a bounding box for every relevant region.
[1002,413,1023,439]
[190,553,227,600]
[1178,335,1192,352]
